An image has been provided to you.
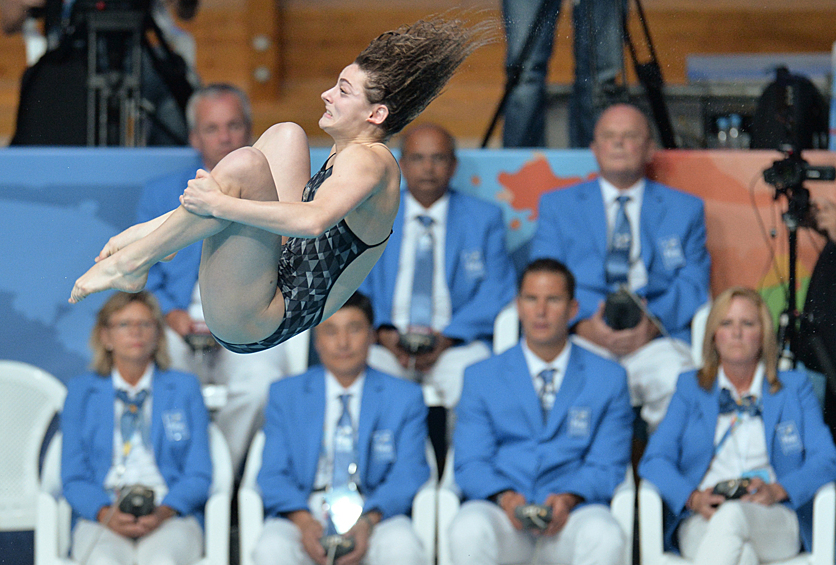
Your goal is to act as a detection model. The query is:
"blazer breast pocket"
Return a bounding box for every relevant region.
[162,410,191,442]
[460,249,486,281]
[371,430,396,464]
[567,407,592,440]
[656,235,686,271]
[776,421,804,455]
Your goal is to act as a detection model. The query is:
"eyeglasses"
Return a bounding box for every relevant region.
[109,320,157,332]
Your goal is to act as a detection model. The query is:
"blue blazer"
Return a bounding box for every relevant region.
[639,370,836,553]
[61,368,212,526]
[137,164,203,314]
[359,189,516,343]
[454,343,633,505]
[530,179,710,342]
[257,366,429,520]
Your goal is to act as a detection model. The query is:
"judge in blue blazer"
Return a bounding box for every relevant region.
[530,104,710,430]
[62,291,212,565]
[360,124,516,410]
[254,292,429,565]
[639,287,836,565]
[449,259,633,565]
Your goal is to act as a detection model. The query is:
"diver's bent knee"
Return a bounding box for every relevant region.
[212,147,273,197]
[258,122,308,151]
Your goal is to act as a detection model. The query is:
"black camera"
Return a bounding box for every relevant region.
[399,327,436,356]
[118,485,156,517]
[514,504,553,532]
[321,534,355,560]
[604,288,642,330]
[712,478,752,500]
[763,154,835,191]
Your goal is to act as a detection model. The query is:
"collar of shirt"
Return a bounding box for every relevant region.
[325,369,366,426]
[599,176,645,212]
[111,364,154,396]
[521,340,571,395]
[404,190,449,226]
[717,362,765,402]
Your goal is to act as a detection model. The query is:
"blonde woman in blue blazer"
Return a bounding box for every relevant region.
[62,291,212,565]
[639,287,836,565]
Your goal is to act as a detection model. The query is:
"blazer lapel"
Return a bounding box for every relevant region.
[544,346,585,435]
[444,191,462,290]
[303,370,327,487]
[760,379,785,457]
[578,180,609,260]
[639,182,666,271]
[357,370,384,481]
[503,346,542,433]
[151,370,175,456]
[92,377,115,463]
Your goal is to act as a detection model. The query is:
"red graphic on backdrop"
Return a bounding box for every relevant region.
[495,154,593,222]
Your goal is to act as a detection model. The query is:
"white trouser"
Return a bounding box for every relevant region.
[448,500,625,565]
[367,341,491,408]
[253,515,425,565]
[72,516,203,565]
[166,326,292,474]
[678,500,801,565]
[571,335,695,432]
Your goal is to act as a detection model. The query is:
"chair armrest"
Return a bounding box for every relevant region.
[35,491,59,565]
[412,480,437,565]
[238,486,265,565]
[639,479,665,565]
[436,485,462,565]
[611,468,635,565]
[204,489,231,565]
[811,482,835,565]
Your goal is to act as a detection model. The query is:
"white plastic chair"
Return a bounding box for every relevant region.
[436,448,635,565]
[639,479,836,565]
[493,302,519,355]
[238,430,438,565]
[0,361,66,534]
[689,302,712,367]
[36,423,233,565]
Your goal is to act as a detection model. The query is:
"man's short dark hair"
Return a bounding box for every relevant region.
[519,258,576,299]
[341,291,375,327]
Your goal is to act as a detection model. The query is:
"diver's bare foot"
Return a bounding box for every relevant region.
[96,213,172,262]
[69,254,149,304]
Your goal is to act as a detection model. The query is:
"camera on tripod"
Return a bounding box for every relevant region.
[763,147,836,192]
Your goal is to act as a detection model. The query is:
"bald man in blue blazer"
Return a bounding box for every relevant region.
[253,293,429,565]
[530,104,710,431]
[359,124,516,411]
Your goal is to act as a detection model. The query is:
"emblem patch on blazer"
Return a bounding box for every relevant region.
[776,421,803,454]
[372,430,396,462]
[568,407,591,438]
[657,236,685,271]
[162,410,190,442]
[461,250,485,279]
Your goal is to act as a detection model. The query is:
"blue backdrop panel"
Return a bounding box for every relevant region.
[0,146,598,386]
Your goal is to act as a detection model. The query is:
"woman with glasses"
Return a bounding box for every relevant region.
[61,291,211,565]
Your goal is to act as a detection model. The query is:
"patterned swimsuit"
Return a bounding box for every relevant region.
[214,157,390,354]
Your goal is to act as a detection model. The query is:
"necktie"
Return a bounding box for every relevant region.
[537,369,557,422]
[718,387,762,417]
[409,215,435,330]
[332,394,356,488]
[115,389,148,450]
[605,195,632,286]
